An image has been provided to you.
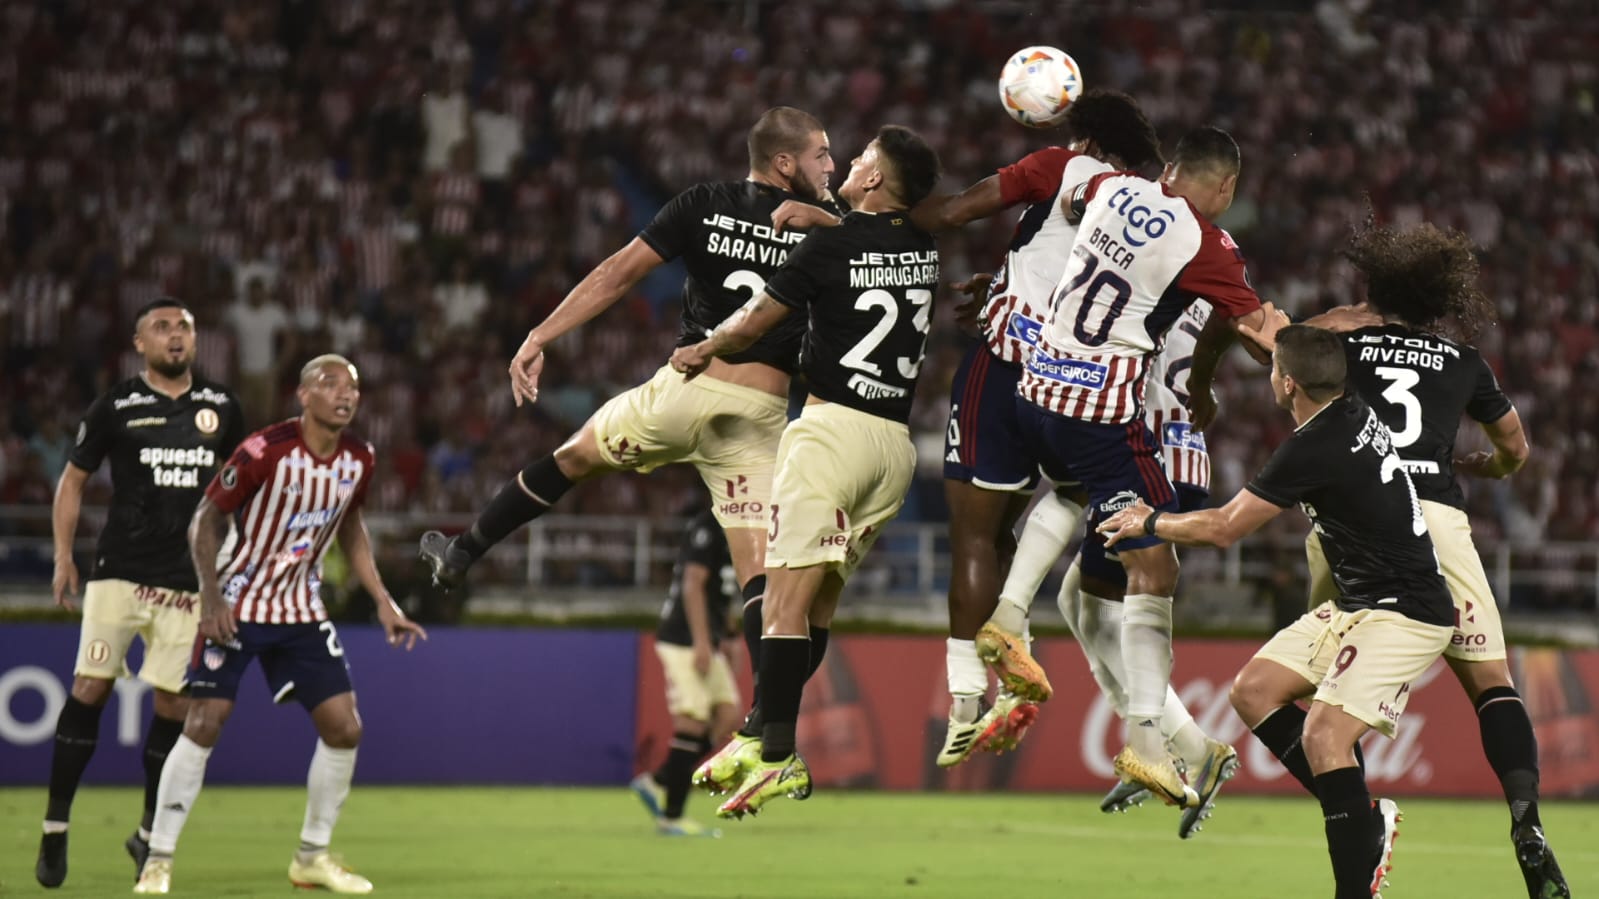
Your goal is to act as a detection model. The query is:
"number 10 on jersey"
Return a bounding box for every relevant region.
[1051,248,1132,348]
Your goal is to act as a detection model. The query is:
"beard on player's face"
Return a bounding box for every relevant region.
[790,167,828,203]
[147,348,194,379]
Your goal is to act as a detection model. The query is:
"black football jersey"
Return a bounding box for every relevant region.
[1341,324,1513,509]
[639,180,835,374]
[762,212,940,424]
[1247,393,1453,626]
[69,375,246,591]
[656,508,735,647]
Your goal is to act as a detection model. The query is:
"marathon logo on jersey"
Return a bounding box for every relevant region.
[845,373,909,401]
[1027,353,1108,390]
[1005,311,1044,347]
[127,417,167,428]
[285,509,337,531]
[138,446,218,488]
[1107,186,1177,247]
[703,213,805,266]
[113,391,159,410]
[1162,422,1208,453]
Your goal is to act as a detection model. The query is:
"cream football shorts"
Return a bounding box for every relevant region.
[655,642,741,722]
[589,364,788,531]
[75,578,201,693]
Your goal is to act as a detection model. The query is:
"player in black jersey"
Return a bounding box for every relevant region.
[669,125,942,818]
[1246,222,1567,898]
[38,298,244,888]
[420,106,834,663]
[1099,326,1453,899]
[628,506,739,837]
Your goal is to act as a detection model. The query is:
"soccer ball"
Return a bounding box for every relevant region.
[998,46,1083,128]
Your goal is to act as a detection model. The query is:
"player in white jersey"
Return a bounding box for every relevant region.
[988,127,1278,808]
[980,300,1242,838]
[135,356,427,896]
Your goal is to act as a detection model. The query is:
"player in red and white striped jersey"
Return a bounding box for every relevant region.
[136,355,426,897]
[1000,127,1279,809]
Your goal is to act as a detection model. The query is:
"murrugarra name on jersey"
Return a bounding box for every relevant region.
[703,214,806,265]
[1351,332,1461,371]
[138,446,217,487]
[847,250,939,289]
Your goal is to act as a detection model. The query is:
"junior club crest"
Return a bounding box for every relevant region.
[203,646,227,670]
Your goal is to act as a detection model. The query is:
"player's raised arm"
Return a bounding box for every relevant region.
[50,463,91,610]
[509,237,666,406]
[669,291,791,379]
[910,174,1007,233]
[188,496,236,644]
[336,508,427,650]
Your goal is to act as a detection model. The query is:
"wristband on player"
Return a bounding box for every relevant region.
[1143,509,1162,538]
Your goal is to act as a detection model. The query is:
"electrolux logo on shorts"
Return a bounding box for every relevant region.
[1098,489,1142,514]
[1028,353,1107,390]
[1106,185,1177,247]
[1005,311,1043,347]
[138,445,217,488]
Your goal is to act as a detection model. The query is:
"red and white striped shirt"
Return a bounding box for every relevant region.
[980,147,1112,367]
[1144,301,1212,491]
[1021,172,1261,424]
[205,419,374,624]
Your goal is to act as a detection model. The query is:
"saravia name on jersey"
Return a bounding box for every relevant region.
[138,445,218,488]
[703,214,806,265]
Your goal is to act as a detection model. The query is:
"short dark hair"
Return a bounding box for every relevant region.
[1275,325,1347,401]
[1343,218,1494,342]
[873,125,941,208]
[1063,89,1162,170]
[747,107,825,172]
[1172,125,1240,177]
[133,297,190,329]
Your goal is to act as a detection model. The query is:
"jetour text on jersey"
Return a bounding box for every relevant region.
[138,445,217,488]
[848,250,939,289]
[703,213,805,266]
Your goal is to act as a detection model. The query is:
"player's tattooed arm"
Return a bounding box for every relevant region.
[189,497,237,644]
[669,291,792,379]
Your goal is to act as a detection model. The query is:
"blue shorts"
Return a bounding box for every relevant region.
[944,344,1038,491]
[1078,481,1210,586]
[188,621,354,710]
[1016,400,1178,556]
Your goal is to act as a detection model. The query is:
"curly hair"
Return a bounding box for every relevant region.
[1343,217,1495,342]
[1063,89,1162,170]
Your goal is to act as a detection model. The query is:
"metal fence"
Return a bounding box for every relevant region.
[4,505,1596,643]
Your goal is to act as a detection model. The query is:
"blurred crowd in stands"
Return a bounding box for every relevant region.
[0,0,1594,610]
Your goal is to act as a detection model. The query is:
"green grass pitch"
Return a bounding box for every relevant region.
[3,787,1595,897]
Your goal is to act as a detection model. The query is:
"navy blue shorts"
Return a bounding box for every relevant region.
[1078,481,1210,586]
[188,621,354,710]
[944,344,1039,491]
[1016,399,1178,557]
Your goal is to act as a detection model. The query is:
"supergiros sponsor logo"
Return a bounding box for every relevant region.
[138,446,217,488]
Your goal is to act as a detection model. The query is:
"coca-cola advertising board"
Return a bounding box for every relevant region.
[635,635,1599,797]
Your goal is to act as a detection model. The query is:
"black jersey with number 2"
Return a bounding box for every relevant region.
[69,375,247,591]
[1247,393,1453,627]
[761,211,940,424]
[656,508,735,648]
[639,180,835,374]
[1341,323,1513,510]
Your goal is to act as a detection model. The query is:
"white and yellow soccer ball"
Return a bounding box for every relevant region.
[997,45,1084,128]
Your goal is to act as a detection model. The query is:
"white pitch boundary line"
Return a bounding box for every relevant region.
[986,819,1599,864]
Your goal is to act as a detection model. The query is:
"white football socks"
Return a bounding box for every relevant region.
[149,736,212,857]
[946,638,987,723]
[1121,593,1175,757]
[991,491,1084,634]
[299,740,357,857]
[1079,590,1131,716]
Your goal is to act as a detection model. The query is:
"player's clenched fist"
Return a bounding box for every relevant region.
[670,343,713,380]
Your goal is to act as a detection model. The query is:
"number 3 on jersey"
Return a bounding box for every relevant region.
[840,288,933,377]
